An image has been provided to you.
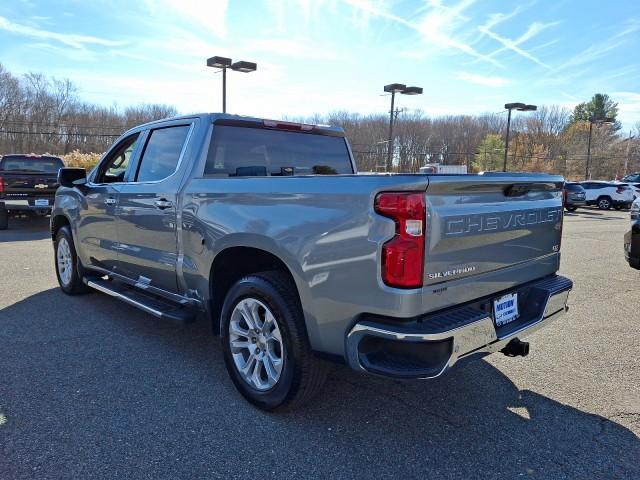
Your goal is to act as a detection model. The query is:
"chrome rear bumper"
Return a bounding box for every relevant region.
[346,275,572,379]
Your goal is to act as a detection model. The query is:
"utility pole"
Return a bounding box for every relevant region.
[383,84,422,172]
[585,116,614,180]
[386,89,396,172]
[585,121,593,180]
[503,108,512,172]
[503,103,537,172]
[624,130,633,176]
[206,56,257,114]
[222,66,227,113]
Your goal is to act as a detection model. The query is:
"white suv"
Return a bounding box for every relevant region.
[580,181,634,210]
[620,173,640,199]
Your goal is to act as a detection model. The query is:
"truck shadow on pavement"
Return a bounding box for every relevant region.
[0,216,50,242]
[568,208,627,220]
[1,288,638,479]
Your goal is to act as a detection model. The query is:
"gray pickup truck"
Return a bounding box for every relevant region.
[52,113,573,410]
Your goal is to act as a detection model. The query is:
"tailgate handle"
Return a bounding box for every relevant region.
[504,183,532,197]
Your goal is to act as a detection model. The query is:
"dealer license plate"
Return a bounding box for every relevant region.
[34,199,49,206]
[493,293,519,327]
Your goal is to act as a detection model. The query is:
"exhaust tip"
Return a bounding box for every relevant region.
[501,338,530,357]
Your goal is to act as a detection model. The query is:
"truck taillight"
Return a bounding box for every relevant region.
[0,176,3,194]
[616,186,627,194]
[558,207,564,250]
[374,192,426,288]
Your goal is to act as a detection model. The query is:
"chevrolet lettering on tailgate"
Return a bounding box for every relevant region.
[443,207,563,236]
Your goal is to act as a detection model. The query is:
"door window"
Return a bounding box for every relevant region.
[94,134,140,183]
[135,125,191,182]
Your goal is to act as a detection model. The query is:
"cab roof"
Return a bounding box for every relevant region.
[125,113,344,137]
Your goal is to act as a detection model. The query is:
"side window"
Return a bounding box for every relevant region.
[135,125,191,182]
[94,133,140,183]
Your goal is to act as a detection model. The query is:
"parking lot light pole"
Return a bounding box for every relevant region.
[206,56,257,113]
[383,84,422,172]
[585,116,615,180]
[503,103,537,172]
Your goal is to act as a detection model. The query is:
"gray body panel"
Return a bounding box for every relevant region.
[75,183,121,271]
[53,113,565,359]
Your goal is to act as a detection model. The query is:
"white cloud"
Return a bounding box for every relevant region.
[455,72,509,87]
[0,15,126,49]
[481,6,523,31]
[144,0,228,38]
[342,0,502,67]
[415,0,504,67]
[612,91,640,129]
[558,19,639,71]
[478,20,559,68]
[25,42,98,62]
[246,37,343,60]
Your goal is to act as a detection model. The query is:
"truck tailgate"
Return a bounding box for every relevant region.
[1,173,58,197]
[423,174,564,286]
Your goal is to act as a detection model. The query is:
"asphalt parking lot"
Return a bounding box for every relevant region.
[1,209,639,480]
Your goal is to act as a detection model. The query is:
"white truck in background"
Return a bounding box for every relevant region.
[419,163,467,174]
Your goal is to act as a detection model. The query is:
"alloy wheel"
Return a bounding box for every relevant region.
[57,237,73,286]
[229,297,284,391]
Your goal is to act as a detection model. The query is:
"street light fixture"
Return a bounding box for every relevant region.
[383,83,423,171]
[503,102,537,171]
[206,56,257,113]
[230,61,257,73]
[585,116,615,180]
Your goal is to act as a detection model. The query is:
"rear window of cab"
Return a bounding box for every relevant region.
[0,156,64,173]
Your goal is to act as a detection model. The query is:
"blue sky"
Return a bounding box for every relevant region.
[1,0,639,129]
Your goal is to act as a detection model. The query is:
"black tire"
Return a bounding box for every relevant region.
[565,206,578,212]
[220,271,327,411]
[0,208,7,230]
[614,205,622,210]
[597,196,612,210]
[54,226,91,295]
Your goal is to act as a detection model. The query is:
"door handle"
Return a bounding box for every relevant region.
[104,197,117,205]
[154,199,173,210]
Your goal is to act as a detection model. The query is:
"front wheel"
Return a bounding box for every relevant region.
[597,197,612,210]
[220,271,327,411]
[54,226,91,295]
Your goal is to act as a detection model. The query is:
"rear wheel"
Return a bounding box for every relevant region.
[54,226,91,295]
[565,206,578,212]
[0,208,7,230]
[614,205,622,210]
[220,271,327,411]
[597,197,612,210]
